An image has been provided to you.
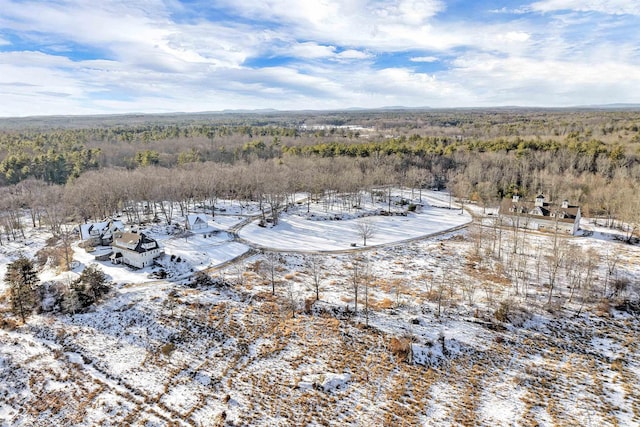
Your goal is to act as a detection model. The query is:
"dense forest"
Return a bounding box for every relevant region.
[0,108,639,242]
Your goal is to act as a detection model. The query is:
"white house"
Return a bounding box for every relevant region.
[499,194,581,235]
[110,232,163,269]
[185,214,209,231]
[78,219,124,246]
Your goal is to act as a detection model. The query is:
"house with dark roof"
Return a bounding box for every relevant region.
[499,194,581,235]
[78,219,124,246]
[110,232,163,269]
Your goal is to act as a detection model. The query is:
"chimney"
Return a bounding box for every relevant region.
[562,200,569,209]
[512,194,520,203]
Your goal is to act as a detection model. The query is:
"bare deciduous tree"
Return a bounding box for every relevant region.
[545,239,566,306]
[359,256,373,326]
[469,219,485,258]
[286,279,298,319]
[306,254,324,301]
[604,248,621,298]
[355,217,376,246]
[349,256,362,314]
[262,252,281,295]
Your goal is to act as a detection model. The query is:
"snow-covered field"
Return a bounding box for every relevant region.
[240,203,470,251]
[1,191,640,426]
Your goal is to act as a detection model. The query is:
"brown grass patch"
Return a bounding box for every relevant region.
[389,336,412,363]
[611,358,624,373]
[424,290,441,302]
[374,298,394,309]
[595,299,612,317]
[0,316,20,330]
[35,245,70,271]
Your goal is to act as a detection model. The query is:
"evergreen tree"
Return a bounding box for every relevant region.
[71,264,110,310]
[4,256,38,323]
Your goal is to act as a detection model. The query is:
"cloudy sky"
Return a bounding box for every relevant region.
[1,0,639,116]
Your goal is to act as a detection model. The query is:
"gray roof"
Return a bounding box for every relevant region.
[113,232,160,253]
[499,198,580,224]
[79,219,124,241]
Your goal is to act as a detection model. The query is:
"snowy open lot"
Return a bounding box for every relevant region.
[240,203,470,251]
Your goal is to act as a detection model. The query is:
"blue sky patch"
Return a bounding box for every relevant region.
[0,31,110,62]
[372,51,448,73]
[243,55,294,68]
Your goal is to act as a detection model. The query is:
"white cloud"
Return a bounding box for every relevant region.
[499,31,531,43]
[529,0,640,15]
[0,1,167,46]
[381,0,445,25]
[335,49,371,60]
[265,42,371,64]
[410,56,439,62]
[212,0,461,52]
[448,52,640,106]
[216,0,444,28]
[0,0,264,72]
[286,42,337,59]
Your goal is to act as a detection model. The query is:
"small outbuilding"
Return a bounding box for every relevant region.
[185,214,209,231]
